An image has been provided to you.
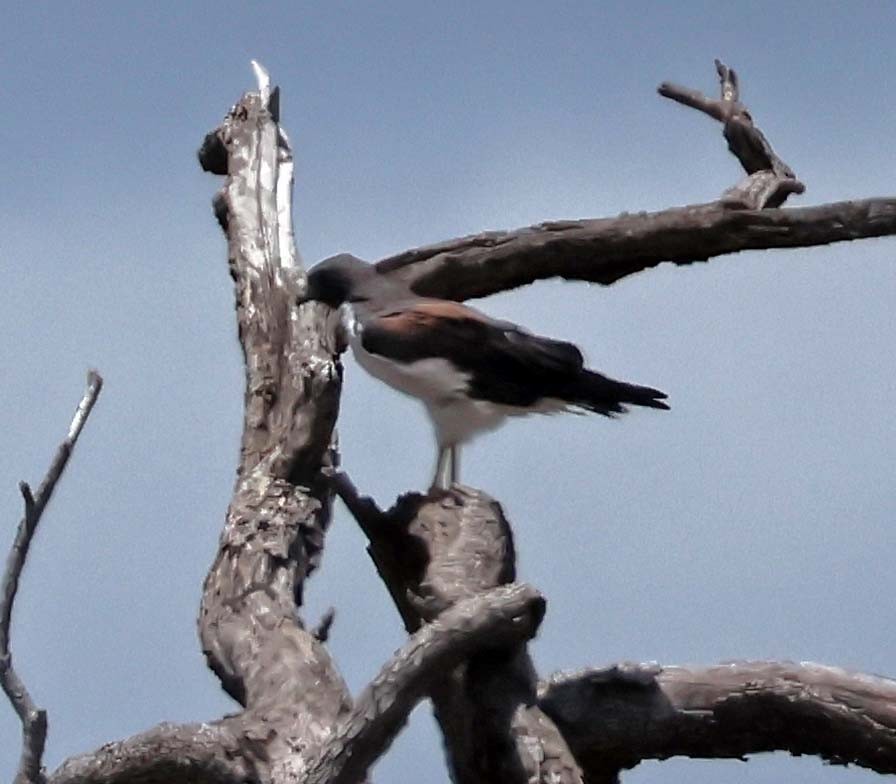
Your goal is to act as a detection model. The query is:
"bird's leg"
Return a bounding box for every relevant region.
[431,446,451,492]
[448,445,460,486]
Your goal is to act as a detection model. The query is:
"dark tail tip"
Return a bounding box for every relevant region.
[636,385,670,410]
[575,371,670,415]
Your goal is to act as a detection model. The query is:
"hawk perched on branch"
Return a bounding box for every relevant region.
[303,254,668,490]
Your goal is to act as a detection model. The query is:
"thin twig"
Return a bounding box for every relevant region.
[329,470,387,539]
[311,608,336,642]
[1,370,103,784]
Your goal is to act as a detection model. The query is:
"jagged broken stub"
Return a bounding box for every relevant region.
[196,67,353,774]
[658,59,804,209]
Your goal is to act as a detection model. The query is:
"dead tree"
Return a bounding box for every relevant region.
[5,60,896,784]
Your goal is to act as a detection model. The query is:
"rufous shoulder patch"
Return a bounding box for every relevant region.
[376,301,488,332]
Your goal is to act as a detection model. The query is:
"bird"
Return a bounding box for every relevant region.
[302,253,668,491]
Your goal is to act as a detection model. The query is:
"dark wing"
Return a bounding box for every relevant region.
[360,300,668,413]
[361,300,582,406]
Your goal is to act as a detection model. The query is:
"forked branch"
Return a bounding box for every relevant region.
[1,371,103,784]
[374,59,896,303]
[659,58,804,208]
[18,59,896,784]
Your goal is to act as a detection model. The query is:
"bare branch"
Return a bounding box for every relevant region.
[715,59,738,104]
[539,661,896,780]
[377,197,896,301]
[335,478,584,784]
[312,607,336,642]
[330,470,388,541]
[196,64,355,778]
[657,81,726,120]
[373,62,891,302]
[48,720,253,784]
[250,59,271,103]
[1,371,103,784]
[306,583,546,784]
[49,66,352,784]
[659,59,803,208]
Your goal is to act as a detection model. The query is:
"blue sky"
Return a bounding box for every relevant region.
[2,3,894,783]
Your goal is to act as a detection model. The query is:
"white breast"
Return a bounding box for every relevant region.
[349,331,470,404]
[344,306,499,445]
[343,306,567,447]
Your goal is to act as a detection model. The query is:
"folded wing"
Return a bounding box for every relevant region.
[361,300,668,414]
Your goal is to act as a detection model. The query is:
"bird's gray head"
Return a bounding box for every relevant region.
[302,254,379,307]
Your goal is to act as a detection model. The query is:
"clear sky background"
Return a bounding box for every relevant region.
[2,3,894,783]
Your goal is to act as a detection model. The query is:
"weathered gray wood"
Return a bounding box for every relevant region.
[659,59,804,208]
[195,77,354,779]
[333,477,585,784]
[48,721,253,784]
[36,68,351,784]
[7,60,896,784]
[539,662,896,779]
[1,372,103,784]
[39,66,584,784]
[377,197,896,301]
[305,584,547,784]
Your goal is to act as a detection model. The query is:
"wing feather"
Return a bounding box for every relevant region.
[361,301,668,412]
[360,301,585,407]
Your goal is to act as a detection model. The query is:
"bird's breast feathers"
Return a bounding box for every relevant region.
[345,304,471,404]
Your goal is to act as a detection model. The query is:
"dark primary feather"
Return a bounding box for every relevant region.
[563,370,669,416]
[361,301,668,412]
